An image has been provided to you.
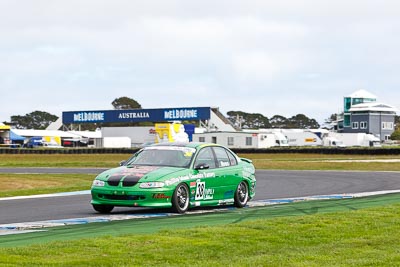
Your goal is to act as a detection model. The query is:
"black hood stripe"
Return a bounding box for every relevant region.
[107,175,124,186]
[122,176,142,187]
[106,166,161,186]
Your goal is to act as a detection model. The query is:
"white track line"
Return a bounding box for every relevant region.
[0,190,91,201]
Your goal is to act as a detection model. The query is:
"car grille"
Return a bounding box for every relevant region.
[99,194,146,201]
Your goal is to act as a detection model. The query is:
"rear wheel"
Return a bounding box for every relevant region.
[171,183,190,214]
[234,181,248,208]
[92,204,114,214]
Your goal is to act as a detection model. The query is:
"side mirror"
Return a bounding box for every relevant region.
[194,163,209,170]
[119,160,126,166]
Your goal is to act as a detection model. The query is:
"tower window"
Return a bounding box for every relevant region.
[360,121,368,129]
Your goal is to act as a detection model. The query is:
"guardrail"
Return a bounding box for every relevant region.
[0,148,139,154]
[233,147,400,155]
[1,147,400,155]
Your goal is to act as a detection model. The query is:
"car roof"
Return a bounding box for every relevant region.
[151,142,219,149]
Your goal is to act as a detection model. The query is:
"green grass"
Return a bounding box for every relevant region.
[251,160,400,171]
[238,153,400,171]
[0,174,93,197]
[1,202,400,266]
[0,154,128,168]
[239,153,400,160]
[2,153,400,171]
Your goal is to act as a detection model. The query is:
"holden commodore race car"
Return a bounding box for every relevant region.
[91,142,256,214]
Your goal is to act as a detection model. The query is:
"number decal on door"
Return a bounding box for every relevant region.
[195,181,205,200]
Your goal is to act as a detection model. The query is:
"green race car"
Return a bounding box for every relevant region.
[91,142,256,214]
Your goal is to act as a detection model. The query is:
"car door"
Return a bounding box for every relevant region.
[211,146,242,201]
[191,147,220,204]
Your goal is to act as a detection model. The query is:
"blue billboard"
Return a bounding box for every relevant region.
[62,107,211,124]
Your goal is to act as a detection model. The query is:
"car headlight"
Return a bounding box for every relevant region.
[139,182,165,188]
[92,180,105,187]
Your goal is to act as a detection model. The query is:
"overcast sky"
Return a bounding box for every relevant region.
[1,0,399,124]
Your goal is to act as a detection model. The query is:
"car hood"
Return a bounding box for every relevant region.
[98,165,187,183]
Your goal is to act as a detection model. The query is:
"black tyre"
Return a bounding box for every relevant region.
[171,183,190,214]
[92,204,114,214]
[234,181,249,208]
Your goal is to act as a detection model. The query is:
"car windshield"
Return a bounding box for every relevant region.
[126,146,196,168]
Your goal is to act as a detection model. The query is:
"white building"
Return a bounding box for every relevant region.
[193,131,288,149]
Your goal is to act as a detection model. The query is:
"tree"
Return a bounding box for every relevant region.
[112,97,141,110]
[391,130,400,140]
[10,111,58,129]
[325,113,338,123]
[270,115,288,128]
[227,111,270,129]
[287,114,320,129]
[391,115,400,140]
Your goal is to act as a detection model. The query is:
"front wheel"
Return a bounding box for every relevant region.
[171,183,190,214]
[92,204,114,214]
[234,181,249,208]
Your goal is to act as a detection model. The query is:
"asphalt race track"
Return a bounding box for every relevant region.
[1,168,400,225]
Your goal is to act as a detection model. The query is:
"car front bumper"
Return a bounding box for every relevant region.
[91,186,174,208]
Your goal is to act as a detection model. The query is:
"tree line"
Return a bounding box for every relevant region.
[5,97,142,130]
[226,111,320,129]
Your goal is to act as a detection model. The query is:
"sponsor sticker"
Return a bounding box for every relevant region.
[194,181,214,200]
[152,193,170,199]
[165,173,215,186]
